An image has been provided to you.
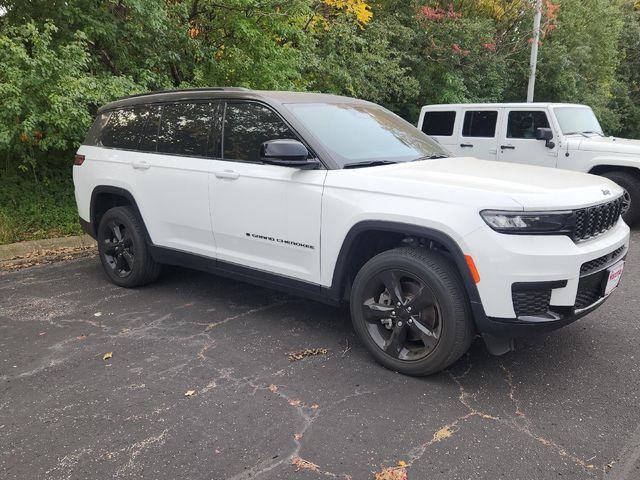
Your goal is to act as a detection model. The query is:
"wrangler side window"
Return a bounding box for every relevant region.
[421,111,456,136]
[462,110,498,138]
[223,103,297,163]
[507,111,550,139]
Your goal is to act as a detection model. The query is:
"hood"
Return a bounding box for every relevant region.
[335,157,624,210]
[575,135,640,155]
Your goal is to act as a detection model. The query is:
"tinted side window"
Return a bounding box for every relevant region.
[84,112,111,146]
[421,111,456,136]
[138,106,162,152]
[507,111,550,139]
[100,108,148,149]
[157,103,214,157]
[223,103,297,162]
[462,110,498,137]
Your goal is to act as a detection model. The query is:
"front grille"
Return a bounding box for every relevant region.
[580,245,626,276]
[575,270,607,310]
[512,289,552,317]
[572,196,624,242]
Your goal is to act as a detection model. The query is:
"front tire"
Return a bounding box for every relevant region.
[350,247,474,376]
[601,171,640,227]
[97,206,161,288]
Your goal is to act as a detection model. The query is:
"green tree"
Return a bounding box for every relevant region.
[0,21,139,173]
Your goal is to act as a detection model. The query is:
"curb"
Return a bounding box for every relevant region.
[0,234,96,262]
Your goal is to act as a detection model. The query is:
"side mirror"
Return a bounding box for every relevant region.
[536,128,555,149]
[260,139,319,169]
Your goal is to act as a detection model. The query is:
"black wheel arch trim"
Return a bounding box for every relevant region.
[88,185,152,243]
[327,220,490,328]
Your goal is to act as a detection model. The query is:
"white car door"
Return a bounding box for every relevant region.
[497,108,558,168]
[208,101,326,283]
[456,108,500,160]
[126,102,218,258]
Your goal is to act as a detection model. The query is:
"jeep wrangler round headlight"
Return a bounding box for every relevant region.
[480,210,573,234]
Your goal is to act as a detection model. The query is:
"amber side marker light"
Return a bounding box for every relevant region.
[74,154,85,166]
[465,255,480,284]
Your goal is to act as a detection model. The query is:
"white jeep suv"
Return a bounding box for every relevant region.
[418,102,640,226]
[74,88,630,375]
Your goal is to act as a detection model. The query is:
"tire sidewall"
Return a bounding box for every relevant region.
[350,249,470,376]
[602,172,640,226]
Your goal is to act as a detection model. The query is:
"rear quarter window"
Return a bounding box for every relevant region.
[421,111,456,136]
[83,112,111,146]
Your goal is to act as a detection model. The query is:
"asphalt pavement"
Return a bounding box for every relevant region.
[1,231,639,480]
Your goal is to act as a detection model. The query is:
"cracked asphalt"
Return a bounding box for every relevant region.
[1,231,639,480]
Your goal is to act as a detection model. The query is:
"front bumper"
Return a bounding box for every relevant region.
[462,219,630,336]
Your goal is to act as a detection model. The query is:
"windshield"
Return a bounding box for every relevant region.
[284,103,449,167]
[554,107,603,135]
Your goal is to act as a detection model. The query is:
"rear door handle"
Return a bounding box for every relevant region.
[460,143,474,148]
[132,160,150,170]
[500,145,515,150]
[214,170,240,180]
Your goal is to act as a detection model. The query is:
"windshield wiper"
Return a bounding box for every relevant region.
[343,160,397,169]
[564,131,603,137]
[412,154,450,161]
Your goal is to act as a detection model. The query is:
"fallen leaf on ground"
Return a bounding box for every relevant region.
[287,348,329,362]
[268,384,278,393]
[102,352,112,361]
[288,399,302,407]
[291,456,319,472]
[432,425,453,441]
[294,433,303,441]
[398,460,407,467]
[184,389,196,397]
[374,466,408,480]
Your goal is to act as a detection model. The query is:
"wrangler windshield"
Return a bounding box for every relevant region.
[554,107,604,135]
[285,103,449,167]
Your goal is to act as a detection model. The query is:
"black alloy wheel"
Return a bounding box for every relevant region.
[101,219,135,278]
[360,269,442,361]
[350,247,474,376]
[97,206,161,287]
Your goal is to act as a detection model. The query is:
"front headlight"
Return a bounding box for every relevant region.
[480,210,573,234]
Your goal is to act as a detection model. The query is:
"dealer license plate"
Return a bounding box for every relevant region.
[604,261,624,296]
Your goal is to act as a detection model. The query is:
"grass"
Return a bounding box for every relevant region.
[0,167,83,245]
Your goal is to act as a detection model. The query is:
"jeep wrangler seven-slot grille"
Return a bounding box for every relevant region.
[572,196,624,242]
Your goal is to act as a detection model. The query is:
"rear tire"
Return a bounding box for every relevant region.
[350,247,474,376]
[601,171,640,227]
[97,206,161,287]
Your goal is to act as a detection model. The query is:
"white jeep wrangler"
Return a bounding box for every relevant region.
[418,103,640,226]
[74,89,630,375]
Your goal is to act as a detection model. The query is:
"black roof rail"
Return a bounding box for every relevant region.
[120,87,250,100]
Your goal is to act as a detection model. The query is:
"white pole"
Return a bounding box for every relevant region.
[527,0,543,102]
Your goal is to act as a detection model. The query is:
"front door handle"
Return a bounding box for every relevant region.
[460,143,474,148]
[214,170,240,180]
[500,145,516,150]
[132,160,150,170]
